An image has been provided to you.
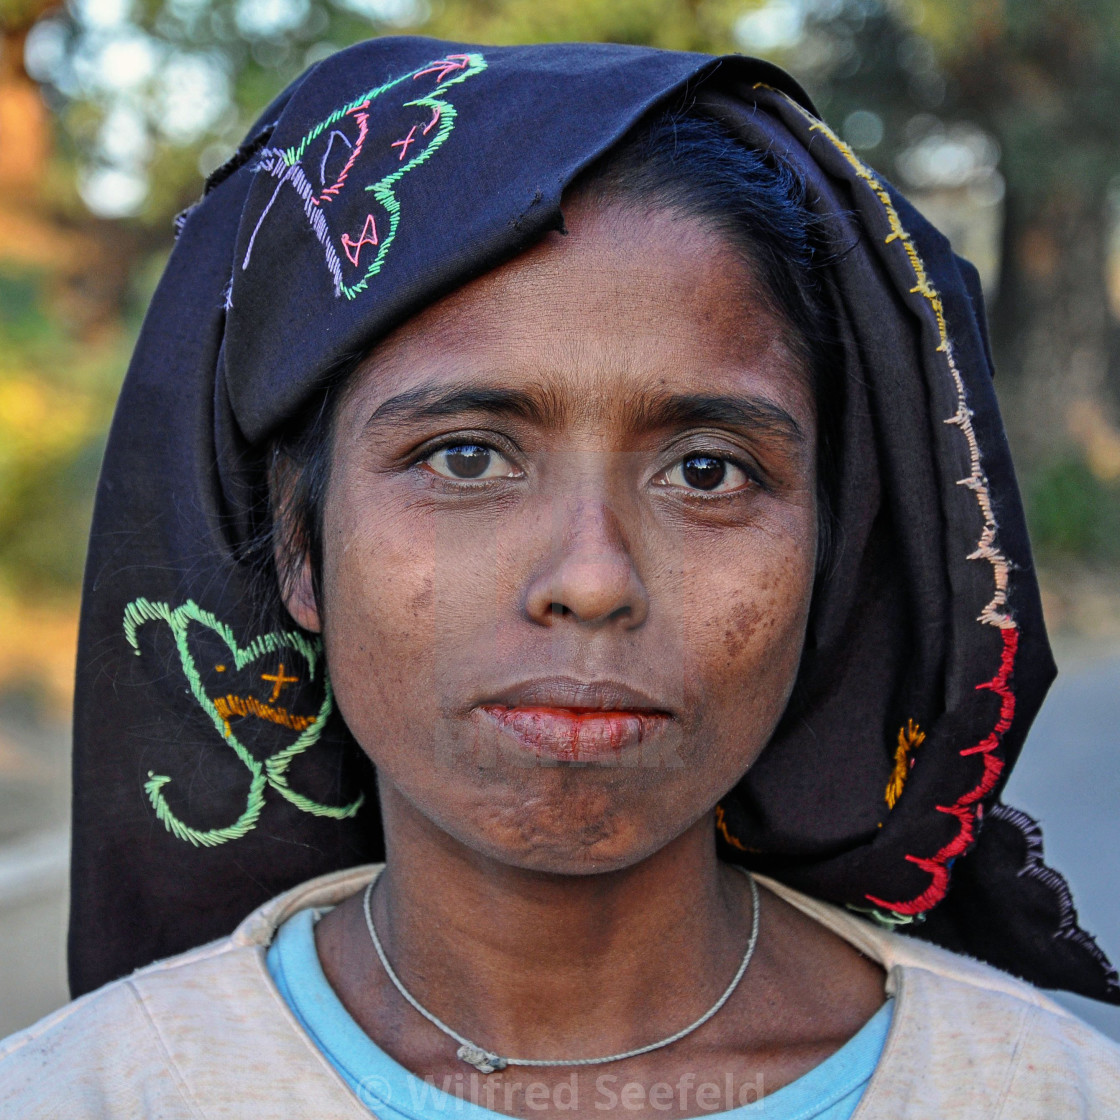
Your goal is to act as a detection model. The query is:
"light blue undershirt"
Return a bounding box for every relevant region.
[267,907,891,1120]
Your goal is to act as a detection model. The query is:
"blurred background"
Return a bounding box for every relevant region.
[1,0,1118,1039]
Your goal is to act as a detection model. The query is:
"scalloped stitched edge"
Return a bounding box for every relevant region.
[751,85,1020,919]
[988,802,1120,995]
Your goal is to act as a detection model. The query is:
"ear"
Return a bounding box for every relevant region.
[268,448,323,634]
[280,551,322,634]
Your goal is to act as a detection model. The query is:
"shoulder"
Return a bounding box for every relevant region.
[0,866,379,1118]
[868,940,1120,1118]
[756,875,1120,1117]
[0,937,242,1117]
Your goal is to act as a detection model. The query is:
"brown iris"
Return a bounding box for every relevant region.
[681,455,727,490]
[445,444,491,478]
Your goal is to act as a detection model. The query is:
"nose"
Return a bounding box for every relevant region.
[523,499,649,629]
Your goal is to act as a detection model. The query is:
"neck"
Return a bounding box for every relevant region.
[354,790,754,1060]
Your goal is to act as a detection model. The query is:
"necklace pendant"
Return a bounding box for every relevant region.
[457,1044,507,1074]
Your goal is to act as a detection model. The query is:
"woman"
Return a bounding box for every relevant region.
[3,37,1118,1117]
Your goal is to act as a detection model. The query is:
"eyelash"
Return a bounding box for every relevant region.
[414,439,764,496]
[654,454,761,497]
[419,440,523,483]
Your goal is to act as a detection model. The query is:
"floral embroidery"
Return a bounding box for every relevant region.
[123,597,363,847]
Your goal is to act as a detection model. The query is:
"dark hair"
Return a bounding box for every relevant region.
[572,111,843,579]
[248,110,843,630]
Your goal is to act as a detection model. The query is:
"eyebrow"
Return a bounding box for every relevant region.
[365,383,555,430]
[364,381,805,446]
[631,392,806,446]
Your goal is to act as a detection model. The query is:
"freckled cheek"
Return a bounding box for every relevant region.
[319,500,445,744]
[674,539,814,741]
[319,495,518,752]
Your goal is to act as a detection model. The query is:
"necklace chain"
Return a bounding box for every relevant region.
[362,864,761,1075]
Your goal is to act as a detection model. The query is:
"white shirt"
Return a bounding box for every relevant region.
[2,866,1118,1118]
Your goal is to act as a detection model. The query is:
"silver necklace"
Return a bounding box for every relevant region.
[362,864,761,1075]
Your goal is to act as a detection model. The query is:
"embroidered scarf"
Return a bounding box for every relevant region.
[69,36,1119,1004]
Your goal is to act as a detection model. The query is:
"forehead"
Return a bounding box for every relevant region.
[337,198,816,434]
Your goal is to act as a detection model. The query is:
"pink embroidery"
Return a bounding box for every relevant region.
[391,125,418,162]
[315,108,369,205]
[413,54,471,83]
[241,52,487,300]
[341,214,379,266]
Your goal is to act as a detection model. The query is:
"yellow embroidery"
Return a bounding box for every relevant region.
[753,83,1014,632]
[213,693,317,735]
[715,803,748,851]
[260,662,298,702]
[748,85,1022,919]
[885,720,926,810]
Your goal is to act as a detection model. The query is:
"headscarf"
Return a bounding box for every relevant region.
[69,36,1119,1005]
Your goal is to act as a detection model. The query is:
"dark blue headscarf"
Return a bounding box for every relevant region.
[69,36,1119,1005]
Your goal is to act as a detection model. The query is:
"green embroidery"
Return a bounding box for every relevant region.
[846,903,926,929]
[246,52,488,300]
[123,597,363,847]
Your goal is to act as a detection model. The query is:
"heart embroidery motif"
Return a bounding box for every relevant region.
[240,52,487,300]
[123,597,364,847]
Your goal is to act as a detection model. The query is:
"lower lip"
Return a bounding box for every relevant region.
[479,706,666,761]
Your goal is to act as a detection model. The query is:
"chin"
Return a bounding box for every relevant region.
[434,778,680,876]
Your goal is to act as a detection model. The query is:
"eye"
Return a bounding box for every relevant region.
[656,454,754,494]
[422,443,520,481]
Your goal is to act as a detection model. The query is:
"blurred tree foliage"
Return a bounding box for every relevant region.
[804,0,1120,470]
[1028,457,1120,564]
[2,0,1120,706]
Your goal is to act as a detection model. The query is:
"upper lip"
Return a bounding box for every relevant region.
[478,676,671,714]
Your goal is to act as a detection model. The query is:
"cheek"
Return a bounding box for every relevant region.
[318,486,527,768]
[722,598,766,659]
[675,523,815,750]
[319,489,443,744]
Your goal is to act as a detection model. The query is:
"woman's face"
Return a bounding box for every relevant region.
[286,196,819,874]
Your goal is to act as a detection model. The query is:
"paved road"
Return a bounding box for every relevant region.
[0,709,69,1039]
[1,647,1118,1042]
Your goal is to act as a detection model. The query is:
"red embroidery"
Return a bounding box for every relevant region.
[422,106,442,135]
[341,214,379,266]
[752,87,1023,924]
[961,628,1017,755]
[866,625,1019,915]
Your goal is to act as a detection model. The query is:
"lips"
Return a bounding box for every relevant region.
[475,678,672,762]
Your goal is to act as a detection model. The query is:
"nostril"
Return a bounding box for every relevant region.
[546,599,633,625]
[524,526,650,629]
